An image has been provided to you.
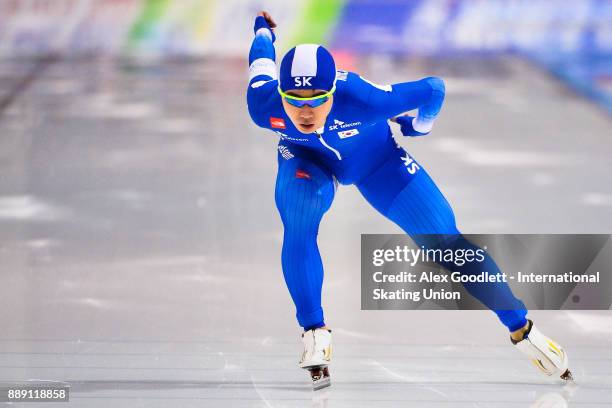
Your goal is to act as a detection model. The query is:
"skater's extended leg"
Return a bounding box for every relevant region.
[275,143,336,330]
[358,145,572,380]
[356,144,527,331]
[411,232,528,331]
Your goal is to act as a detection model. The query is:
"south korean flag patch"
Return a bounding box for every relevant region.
[338,128,359,139]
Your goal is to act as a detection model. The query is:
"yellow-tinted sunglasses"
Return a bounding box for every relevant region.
[278,86,336,108]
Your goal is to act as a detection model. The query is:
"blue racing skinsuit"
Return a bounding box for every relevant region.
[247,26,528,333]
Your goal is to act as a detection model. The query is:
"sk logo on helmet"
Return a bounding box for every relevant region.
[294,76,313,87]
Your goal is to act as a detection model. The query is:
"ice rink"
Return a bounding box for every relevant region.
[1,56,611,407]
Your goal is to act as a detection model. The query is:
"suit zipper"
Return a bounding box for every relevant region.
[315,131,342,160]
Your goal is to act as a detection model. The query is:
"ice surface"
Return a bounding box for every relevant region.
[0,56,611,407]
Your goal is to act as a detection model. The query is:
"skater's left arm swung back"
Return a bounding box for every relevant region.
[247,11,278,128]
[363,75,446,136]
[338,71,445,136]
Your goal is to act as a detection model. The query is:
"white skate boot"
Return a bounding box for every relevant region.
[300,328,332,390]
[512,320,573,381]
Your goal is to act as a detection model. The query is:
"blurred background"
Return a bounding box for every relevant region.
[0,0,610,110]
[0,1,611,407]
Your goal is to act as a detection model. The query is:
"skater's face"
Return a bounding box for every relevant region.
[281,89,334,134]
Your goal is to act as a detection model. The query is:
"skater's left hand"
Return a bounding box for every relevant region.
[391,114,429,137]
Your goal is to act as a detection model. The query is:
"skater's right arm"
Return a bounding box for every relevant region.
[247,11,278,127]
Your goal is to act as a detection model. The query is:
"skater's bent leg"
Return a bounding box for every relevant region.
[275,148,335,330]
[357,147,527,331]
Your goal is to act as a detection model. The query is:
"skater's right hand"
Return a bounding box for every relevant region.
[258,11,277,30]
[254,11,277,43]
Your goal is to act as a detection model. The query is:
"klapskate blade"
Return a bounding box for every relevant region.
[308,366,331,391]
[312,376,331,391]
